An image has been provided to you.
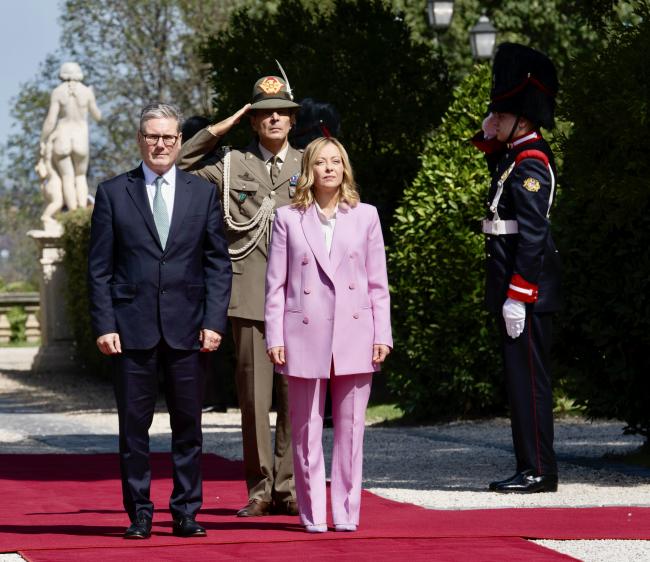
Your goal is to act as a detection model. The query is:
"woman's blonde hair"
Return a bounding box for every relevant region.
[292,137,360,210]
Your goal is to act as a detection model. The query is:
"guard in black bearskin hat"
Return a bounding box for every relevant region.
[472,43,561,493]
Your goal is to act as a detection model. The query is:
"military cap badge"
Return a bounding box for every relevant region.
[258,77,284,95]
[523,177,541,192]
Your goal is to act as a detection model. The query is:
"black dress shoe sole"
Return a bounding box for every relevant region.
[124,531,151,539]
[495,484,558,494]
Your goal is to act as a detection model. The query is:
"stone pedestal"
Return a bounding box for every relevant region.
[28,229,76,372]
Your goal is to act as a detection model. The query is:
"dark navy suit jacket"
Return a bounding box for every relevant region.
[88,165,232,350]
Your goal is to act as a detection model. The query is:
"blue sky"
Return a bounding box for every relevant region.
[0,0,62,147]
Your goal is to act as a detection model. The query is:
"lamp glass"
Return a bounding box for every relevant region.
[427,0,454,30]
[469,15,497,60]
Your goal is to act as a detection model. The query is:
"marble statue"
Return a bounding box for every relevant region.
[38,62,101,230]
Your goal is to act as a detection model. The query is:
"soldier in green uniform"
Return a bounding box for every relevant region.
[178,74,301,517]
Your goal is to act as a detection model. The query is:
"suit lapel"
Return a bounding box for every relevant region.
[301,205,333,283]
[125,166,163,250]
[164,169,193,255]
[329,203,353,275]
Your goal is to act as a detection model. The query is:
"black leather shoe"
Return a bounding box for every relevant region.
[489,472,521,491]
[124,514,152,539]
[172,516,207,537]
[494,470,558,493]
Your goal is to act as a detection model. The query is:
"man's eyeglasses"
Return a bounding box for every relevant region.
[140,133,180,147]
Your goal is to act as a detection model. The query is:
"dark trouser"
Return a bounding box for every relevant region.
[113,340,206,522]
[231,317,295,506]
[501,311,557,476]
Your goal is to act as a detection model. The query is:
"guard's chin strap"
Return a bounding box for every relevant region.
[506,116,520,144]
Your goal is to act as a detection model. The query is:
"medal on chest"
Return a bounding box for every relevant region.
[289,174,299,197]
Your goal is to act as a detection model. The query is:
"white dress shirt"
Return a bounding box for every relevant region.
[259,142,290,174]
[314,201,338,254]
[142,162,176,220]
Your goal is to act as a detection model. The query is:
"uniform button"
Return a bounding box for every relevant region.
[270,191,276,197]
[487,253,491,257]
[302,317,309,324]
[349,283,356,290]
[304,288,311,294]
[353,312,359,319]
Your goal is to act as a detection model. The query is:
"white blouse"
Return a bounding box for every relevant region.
[314,201,338,254]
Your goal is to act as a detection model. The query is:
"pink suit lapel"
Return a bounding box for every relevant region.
[301,204,334,283]
[329,203,353,275]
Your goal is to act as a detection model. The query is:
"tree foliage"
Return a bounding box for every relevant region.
[0,0,240,286]
[554,1,650,437]
[203,0,450,229]
[388,64,504,420]
[409,0,603,84]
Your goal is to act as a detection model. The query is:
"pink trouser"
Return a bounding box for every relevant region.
[286,373,372,527]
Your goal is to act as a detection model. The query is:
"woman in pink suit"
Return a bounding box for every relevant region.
[265,137,392,533]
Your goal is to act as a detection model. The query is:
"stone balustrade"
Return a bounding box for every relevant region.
[0,293,40,344]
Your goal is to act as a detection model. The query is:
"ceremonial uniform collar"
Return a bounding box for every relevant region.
[507,131,540,149]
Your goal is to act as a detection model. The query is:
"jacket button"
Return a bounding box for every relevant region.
[304,288,311,294]
[349,283,356,290]
[161,260,166,265]
[303,317,309,324]
[302,257,309,265]
[353,312,359,319]
[160,289,166,294]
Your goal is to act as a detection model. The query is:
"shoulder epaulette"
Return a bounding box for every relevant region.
[515,149,549,167]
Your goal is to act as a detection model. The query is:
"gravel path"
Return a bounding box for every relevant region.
[1,347,649,561]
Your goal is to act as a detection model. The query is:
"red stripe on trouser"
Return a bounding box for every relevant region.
[527,316,542,475]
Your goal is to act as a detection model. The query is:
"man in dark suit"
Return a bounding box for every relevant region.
[88,102,232,538]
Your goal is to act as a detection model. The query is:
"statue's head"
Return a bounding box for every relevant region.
[59,62,84,82]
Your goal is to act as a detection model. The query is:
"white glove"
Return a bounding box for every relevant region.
[482,112,498,140]
[502,298,526,339]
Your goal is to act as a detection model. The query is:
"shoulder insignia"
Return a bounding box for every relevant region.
[515,149,549,167]
[523,177,541,192]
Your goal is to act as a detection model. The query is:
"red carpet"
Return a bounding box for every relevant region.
[0,454,646,560]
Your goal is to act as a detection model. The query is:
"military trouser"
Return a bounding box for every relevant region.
[231,317,295,506]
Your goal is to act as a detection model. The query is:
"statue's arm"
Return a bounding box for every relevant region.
[41,91,61,142]
[87,86,102,122]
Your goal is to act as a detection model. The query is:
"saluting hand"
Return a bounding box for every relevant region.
[372,344,391,364]
[200,328,223,352]
[207,104,252,138]
[267,346,286,366]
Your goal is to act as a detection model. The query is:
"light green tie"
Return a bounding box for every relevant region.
[153,176,170,249]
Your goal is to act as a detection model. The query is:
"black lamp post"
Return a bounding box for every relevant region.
[427,0,455,30]
[469,14,497,60]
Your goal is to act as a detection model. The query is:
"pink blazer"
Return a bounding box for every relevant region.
[265,202,392,378]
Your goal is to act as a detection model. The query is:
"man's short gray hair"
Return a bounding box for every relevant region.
[139,103,183,133]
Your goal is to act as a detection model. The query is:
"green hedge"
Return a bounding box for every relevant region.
[387,64,505,420]
[60,208,109,376]
[554,7,650,437]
